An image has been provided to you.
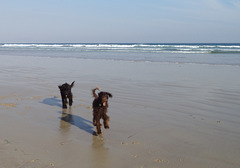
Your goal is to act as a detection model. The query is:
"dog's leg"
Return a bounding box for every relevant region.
[102,108,110,129]
[68,93,73,106]
[61,93,67,109]
[93,118,96,126]
[96,119,102,134]
[93,114,102,126]
[63,97,68,108]
[95,112,102,134]
[103,114,110,129]
[93,111,97,126]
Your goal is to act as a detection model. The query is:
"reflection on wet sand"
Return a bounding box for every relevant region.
[91,135,109,168]
[60,108,72,132]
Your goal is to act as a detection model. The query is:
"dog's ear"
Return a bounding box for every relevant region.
[58,85,62,89]
[106,92,112,98]
[71,81,75,88]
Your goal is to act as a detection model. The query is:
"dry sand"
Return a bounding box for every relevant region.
[0,55,240,168]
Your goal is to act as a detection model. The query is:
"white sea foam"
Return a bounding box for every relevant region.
[1,43,240,51]
[1,43,240,65]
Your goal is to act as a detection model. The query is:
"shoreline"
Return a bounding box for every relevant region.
[1,53,240,67]
[1,55,240,168]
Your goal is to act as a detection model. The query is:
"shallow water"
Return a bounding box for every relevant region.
[0,55,240,168]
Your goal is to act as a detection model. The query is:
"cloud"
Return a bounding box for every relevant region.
[218,0,240,8]
[204,0,240,10]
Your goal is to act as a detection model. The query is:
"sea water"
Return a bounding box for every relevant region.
[0,43,240,66]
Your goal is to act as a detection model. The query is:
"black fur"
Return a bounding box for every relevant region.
[58,81,75,109]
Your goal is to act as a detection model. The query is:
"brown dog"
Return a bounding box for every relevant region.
[92,88,112,134]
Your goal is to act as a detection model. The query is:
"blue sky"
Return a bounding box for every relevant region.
[0,0,239,43]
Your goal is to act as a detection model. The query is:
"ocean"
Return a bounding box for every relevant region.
[1,43,240,66]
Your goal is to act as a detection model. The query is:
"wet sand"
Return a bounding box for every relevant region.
[1,55,240,168]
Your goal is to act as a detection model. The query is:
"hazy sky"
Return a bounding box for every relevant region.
[0,0,240,43]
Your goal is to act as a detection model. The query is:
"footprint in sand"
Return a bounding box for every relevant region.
[50,162,55,167]
[189,114,195,119]
[2,139,10,145]
[0,103,17,108]
[30,159,39,163]
[155,158,169,163]
[0,95,19,99]
[73,105,79,108]
[76,104,86,108]
[50,95,61,98]
[132,154,138,158]
[121,141,140,145]
[73,104,91,109]
[29,96,42,100]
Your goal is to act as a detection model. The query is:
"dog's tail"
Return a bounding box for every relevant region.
[92,87,99,98]
[71,81,75,88]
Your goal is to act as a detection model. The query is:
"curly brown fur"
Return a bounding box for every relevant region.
[92,88,112,134]
[92,87,99,99]
[58,81,75,109]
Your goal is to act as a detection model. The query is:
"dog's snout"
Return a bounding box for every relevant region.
[102,96,108,103]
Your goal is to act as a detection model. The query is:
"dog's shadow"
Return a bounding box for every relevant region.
[41,96,62,107]
[59,108,96,135]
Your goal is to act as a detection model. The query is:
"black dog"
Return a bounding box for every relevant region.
[92,88,112,134]
[58,81,75,109]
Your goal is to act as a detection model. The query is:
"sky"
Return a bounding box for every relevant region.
[0,0,240,43]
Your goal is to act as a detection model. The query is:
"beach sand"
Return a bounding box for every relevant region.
[0,55,240,168]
